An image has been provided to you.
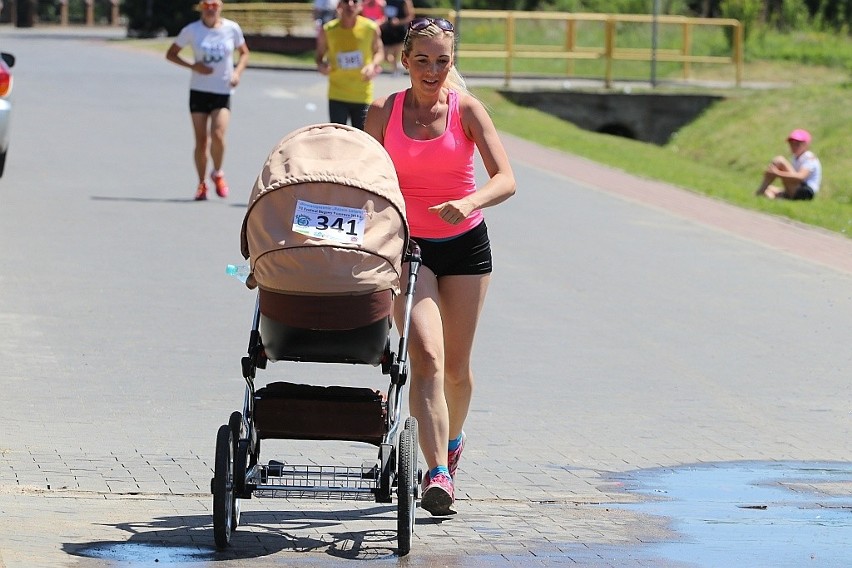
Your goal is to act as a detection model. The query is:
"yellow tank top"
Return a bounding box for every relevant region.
[324,16,379,104]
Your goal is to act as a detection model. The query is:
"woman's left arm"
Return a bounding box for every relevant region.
[461,95,516,212]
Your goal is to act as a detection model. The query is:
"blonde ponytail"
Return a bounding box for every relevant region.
[446,64,469,98]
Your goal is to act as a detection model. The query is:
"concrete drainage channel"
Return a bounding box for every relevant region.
[606,460,852,566]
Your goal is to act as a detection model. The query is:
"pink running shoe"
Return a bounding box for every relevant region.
[420,472,456,516]
[211,170,229,198]
[194,181,208,201]
[448,432,466,480]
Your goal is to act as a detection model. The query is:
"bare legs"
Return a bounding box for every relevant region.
[396,266,490,472]
[756,155,800,199]
[441,275,488,439]
[190,107,231,182]
[385,42,404,74]
[191,112,208,183]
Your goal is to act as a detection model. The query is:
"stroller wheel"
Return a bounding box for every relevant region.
[213,424,236,548]
[397,416,418,555]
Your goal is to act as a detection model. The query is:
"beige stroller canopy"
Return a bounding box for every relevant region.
[241,123,408,297]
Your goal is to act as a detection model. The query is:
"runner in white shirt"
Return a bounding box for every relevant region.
[166,0,250,201]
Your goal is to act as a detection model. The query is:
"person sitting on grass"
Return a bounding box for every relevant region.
[755,128,822,200]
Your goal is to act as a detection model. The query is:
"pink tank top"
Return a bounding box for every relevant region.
[383,89,482,239]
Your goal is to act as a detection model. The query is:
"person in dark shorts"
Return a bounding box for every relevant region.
[166,0,249,201]
[315,0,384,130]
[755,128,822,200]
[364,17,516,516]
[379,0,413,74]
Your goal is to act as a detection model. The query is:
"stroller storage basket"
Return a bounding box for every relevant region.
[254,382,387,444]
[254,463,380,500]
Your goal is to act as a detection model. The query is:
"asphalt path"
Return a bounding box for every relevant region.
[0,28,851,567]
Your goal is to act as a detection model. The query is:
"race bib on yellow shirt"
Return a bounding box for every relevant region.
[336,50,364,70]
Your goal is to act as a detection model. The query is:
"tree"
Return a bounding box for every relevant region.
[720,0,760,41]
[818,0,852,32]
[122,0,198,37]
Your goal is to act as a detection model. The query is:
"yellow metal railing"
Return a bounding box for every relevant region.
[222,3,316,36]
[222,4,743,88]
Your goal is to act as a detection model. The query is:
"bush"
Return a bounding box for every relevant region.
[122,0,198,38]
[817,0,852,33]
[720,0,760,43]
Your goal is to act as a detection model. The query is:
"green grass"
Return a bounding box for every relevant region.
[474,83,852,238]
[119,33,852,239]
[746,29,852,72]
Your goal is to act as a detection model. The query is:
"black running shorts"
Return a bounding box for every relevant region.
[791,183,815,200]
[411,222,493,277]
[189,90,231,114]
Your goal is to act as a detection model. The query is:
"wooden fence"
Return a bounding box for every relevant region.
[230,4,746,87]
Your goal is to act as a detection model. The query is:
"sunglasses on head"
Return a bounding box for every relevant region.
[408,17,454,32]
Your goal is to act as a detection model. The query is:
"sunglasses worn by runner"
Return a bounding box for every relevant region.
[408,17,454,32]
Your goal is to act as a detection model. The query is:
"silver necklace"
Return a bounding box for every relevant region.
[415,105,439,127]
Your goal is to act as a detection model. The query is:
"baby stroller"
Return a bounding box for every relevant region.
[211,124,422,555]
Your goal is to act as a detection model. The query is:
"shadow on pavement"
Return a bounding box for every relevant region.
[65,506,403,563]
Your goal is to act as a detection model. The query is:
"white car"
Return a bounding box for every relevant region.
[0,52,15,178]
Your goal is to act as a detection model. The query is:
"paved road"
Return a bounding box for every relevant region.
[0,27,851,567]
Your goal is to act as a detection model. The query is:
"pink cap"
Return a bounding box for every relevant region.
[787,129,811,143]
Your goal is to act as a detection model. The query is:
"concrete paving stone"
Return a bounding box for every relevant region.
[170,483,208,495]
[150,464,191,475]
[75,481,112,493]
[132,481,169,494]
[103,481,141,493]
[132,470,170,481]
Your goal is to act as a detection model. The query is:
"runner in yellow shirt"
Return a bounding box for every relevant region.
[316,0,384,130]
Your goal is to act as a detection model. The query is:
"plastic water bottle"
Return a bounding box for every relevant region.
[225,263,250,283]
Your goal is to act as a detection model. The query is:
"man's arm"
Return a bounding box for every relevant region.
[363,26,384,80]
[316,26,331,75]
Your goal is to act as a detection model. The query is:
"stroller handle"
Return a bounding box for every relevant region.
[404,240,421,267]
[395,240,421,373]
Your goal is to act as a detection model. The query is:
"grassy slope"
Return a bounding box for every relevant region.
[474,81,852,238]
